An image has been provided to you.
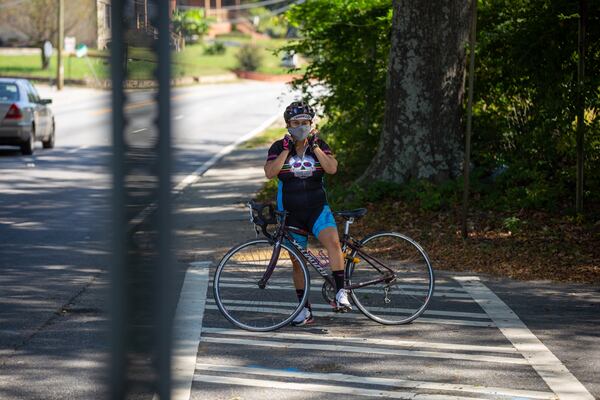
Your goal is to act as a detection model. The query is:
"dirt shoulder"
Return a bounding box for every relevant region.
[349,199,600,284]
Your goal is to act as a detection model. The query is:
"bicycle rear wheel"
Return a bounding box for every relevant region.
[213,239,309,332]
[348,232,434,324]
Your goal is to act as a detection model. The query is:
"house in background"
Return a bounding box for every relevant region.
[0,0,112,50]
[96,0,112,49]
[0,0,251,50]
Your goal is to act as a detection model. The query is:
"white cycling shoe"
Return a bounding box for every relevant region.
[335,289,352,312]
[291,307,314,326]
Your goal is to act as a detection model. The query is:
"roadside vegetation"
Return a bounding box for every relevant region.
[256,0,600,284]
[240,123,283,150]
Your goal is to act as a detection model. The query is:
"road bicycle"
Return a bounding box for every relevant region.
[213,200,435,332]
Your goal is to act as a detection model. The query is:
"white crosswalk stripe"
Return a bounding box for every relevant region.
[204,304,495,327]
[194,374,494,400]
[195,363,557,400]
[208,298,491,320]
[212,276,463,292]
[214,282,471,298]
[201,327,519,354]
[199,335,529,365]
[173,262,587,400]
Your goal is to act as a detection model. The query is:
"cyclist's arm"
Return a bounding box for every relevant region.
[264,149,289,179]
[313,147,337,174]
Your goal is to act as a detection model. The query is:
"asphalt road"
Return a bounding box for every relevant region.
[0,81,295,399]
[0,82,598,400]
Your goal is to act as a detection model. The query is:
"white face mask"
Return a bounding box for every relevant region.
[288,125,311,141]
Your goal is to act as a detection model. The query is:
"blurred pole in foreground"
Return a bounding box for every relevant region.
[109,0,174,398]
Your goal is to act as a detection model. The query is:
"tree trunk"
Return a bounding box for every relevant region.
[359,0,472,184]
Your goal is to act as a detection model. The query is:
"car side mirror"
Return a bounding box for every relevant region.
[39,99,52,105]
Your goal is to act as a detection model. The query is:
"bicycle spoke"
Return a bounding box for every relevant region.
[213,240,308,331]
[349,232,434,324]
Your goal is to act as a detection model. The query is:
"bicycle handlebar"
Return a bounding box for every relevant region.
[247,200,284,240]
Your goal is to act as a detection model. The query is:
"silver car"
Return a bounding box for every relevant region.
[0,78,55,155]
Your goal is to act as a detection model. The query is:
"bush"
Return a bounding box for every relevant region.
[284,0,392,182]
[248,7,288,38]
[204,42,226,55]
[235,44,263,71]
[172,9,209,44]
[326,178,461,212]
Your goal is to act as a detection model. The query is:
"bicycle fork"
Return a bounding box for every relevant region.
[258,241,281,289]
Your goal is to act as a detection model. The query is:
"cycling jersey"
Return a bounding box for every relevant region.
[266,138,333,211]
[266,137,336,244]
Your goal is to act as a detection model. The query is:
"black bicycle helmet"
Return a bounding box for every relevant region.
[284,101,315,122]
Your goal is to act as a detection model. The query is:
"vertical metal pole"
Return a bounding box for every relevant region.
[109,0,126,398]
[56,0,64,90]
[575,0,587,214]
[461,0,477,239]
[152,0,173,397]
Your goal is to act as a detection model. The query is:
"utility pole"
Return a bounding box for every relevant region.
[575,0,588,214]
[56,0,64,90]
[461,0,477,238]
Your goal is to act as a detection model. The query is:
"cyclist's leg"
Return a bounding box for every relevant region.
[312,206,351,311]
[285,230,312,313]
[312,205,343,270]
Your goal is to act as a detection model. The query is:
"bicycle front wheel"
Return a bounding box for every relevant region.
[213,239,310,332]
[348,232,434,325]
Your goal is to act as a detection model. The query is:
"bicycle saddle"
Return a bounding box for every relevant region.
[333,208,367,219]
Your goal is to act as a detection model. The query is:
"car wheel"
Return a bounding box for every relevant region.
[42,120,55,149]
[21,128,35,155]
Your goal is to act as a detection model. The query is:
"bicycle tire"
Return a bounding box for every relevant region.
[213,239,310,332]
[348,232,435,325]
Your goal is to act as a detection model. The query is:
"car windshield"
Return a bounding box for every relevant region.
[0,83,19,102]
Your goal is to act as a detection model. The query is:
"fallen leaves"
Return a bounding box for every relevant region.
[351,200,600,284]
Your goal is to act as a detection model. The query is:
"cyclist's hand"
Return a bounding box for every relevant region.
[308,129,320,149]
[282,134,292,151]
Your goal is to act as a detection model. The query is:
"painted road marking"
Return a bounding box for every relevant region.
[193,374,490,400]
[212,276,465,293]
[171,113,278,194]
[166,261,210,400]
[208,298,490,320]
[204,304,495,327]
[131,128,147,134]
[128,113,278,230]
[195,363,557,400]
[201,327,519,354]
[455,276,594,400]
[90,98,156,116]
[199,336,528,365]
[213,282,472,298]
[66,145,88,154]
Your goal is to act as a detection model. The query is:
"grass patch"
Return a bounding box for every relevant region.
[0,54,110,80]
[242,122,286,203]
[0,38,302,82]
[256,178,279,203]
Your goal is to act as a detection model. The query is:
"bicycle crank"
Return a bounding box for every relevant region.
[321,280,337,307]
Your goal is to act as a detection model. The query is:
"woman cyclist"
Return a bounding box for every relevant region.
[264,101,351,326]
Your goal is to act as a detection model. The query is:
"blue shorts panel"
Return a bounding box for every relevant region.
[284,231,308,249]
[312,205,337,239]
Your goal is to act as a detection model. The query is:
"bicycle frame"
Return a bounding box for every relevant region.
[257,211,397,292]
